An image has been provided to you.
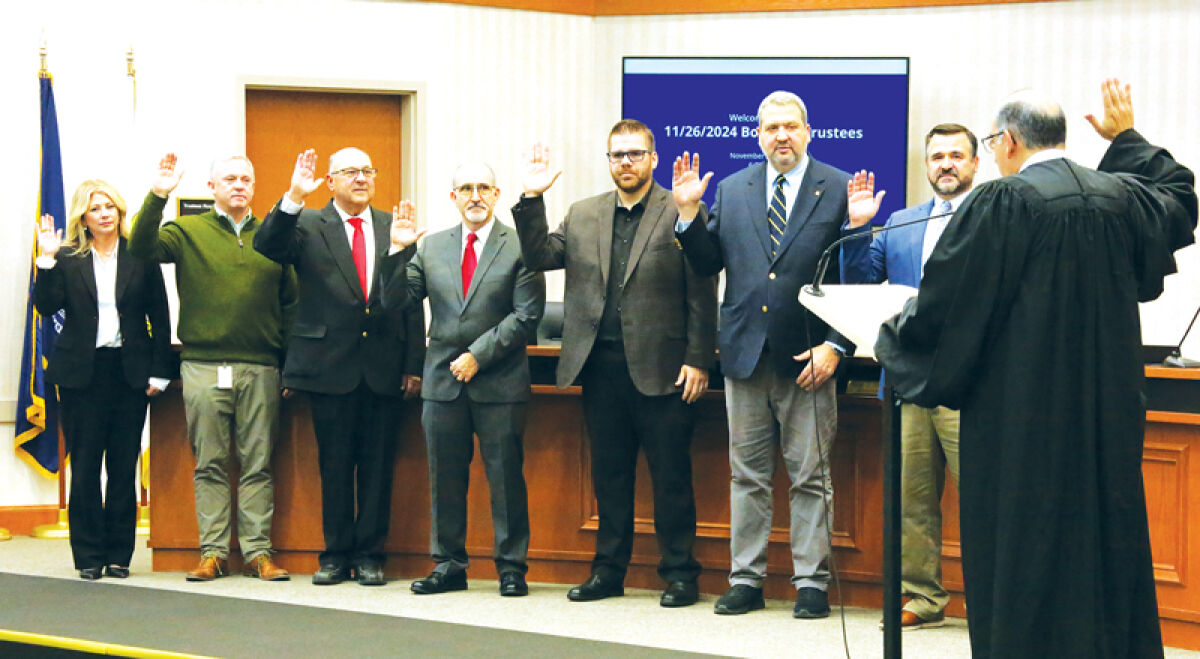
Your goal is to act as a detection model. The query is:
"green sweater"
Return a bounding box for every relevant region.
[129,192,297,366]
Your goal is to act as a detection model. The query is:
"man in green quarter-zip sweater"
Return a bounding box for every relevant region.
[130,153,296,583]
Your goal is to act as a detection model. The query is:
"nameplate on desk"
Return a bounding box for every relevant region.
[177,198,215,217]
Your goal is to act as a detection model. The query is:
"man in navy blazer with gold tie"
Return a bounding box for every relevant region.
[673,90,883,618]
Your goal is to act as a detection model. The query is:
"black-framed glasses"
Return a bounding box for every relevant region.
[455,183,494,196]
[606,150,649,164]
[332,167,378,179]
[980,130,1006,153]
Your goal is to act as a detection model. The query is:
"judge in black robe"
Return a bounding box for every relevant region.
[875,81,1197,658]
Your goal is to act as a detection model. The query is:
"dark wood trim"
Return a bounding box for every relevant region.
[420,0,1056,16]
[1147,365,1200,381]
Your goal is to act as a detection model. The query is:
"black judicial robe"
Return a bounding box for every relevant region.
[875,129,1197,659]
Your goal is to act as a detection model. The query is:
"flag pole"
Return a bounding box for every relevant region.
[126,45,153,538]
[30,38,69,540]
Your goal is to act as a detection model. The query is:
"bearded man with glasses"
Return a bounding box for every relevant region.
[256,147,426,587]
[512,120,718,608]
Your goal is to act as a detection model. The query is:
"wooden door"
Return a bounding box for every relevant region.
[245,89,404,220]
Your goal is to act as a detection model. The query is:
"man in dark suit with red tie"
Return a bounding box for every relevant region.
[255,148,425,586]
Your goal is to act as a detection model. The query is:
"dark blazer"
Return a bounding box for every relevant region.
[677,158,853,380]
[387,221,545,403]
[33,238,172,389]
[254,200,425,396]
[512,182,717,397]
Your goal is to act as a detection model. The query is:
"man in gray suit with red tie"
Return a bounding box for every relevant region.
[255,148,425,587]
[385,162,545,597]
[511,121,718,608]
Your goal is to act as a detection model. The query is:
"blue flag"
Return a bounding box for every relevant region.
[15,74,66,476]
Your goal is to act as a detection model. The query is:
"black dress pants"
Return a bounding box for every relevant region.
[308,382,405,568]
[58,348,147,570]
[579,342,702,583]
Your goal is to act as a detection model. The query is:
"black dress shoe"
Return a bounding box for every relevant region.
[660,580,699,607]
[567,573,623,602]
[499,572,528,597]
[104,565,130,579]
[714,584,765,614]
[411,571,467,594]
[355,564,386,586]
[78,567,104,580]
[312,565,351,585]
[793,587,830,618]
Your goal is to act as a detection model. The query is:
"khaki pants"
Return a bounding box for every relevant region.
[900,403,960,619]
[181,360,280,561]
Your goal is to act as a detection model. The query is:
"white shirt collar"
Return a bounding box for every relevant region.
[767,153,810,188]
[1019,148,1068,172]
[333,202,368,222]
[462,217,495,250]
[933,189,972,214]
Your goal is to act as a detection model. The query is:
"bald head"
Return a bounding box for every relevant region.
[451,162,496,188]
[328,147,372,174]
[995,90,1067,150]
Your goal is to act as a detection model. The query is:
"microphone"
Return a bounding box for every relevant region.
[1164,305,1200,368]
[802,210,955,297]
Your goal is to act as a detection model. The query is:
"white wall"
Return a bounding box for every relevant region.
[0,0,596,505]
[1,0,1196,505]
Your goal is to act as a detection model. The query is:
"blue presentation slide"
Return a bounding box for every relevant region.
[622,57,910,224]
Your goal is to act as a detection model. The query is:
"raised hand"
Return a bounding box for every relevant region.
[672,152,713,222]
[151,153,184,198]
[390,201,425,248]
[37,214,62,258]
[521,142,562,197]
[1085,78,1134,141]
[846,170,885,228]
[286,149,323,204]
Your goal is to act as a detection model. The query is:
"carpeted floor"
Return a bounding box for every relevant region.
[0,573,716,658]
[3,537,1198,658]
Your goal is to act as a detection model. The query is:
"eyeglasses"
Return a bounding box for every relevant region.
[331,167,378,179]
[980,130,1006,153]
[606,150,649,164]
[455,183,494,196]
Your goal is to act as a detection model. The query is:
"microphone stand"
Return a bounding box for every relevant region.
[799,207,951,659]
[1164,304,1200,368]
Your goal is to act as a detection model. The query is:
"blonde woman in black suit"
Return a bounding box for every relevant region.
[34,180,172,580]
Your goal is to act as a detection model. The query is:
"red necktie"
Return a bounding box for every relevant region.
[462,232,478,296]
[348,217,368,301]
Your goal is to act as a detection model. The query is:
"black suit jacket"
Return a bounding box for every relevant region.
[33,238,172,390]
[255,200,425,396]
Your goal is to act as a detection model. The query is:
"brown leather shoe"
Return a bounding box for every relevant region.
[243,554,290,581]
[186,556,227,582]
[900,609,946,630]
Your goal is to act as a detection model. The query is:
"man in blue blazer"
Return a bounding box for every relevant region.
[673,91,883,618]
[840,123,979,629]
[386,162,545,598]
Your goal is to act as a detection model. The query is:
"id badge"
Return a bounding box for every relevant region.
[217,365,233,390]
